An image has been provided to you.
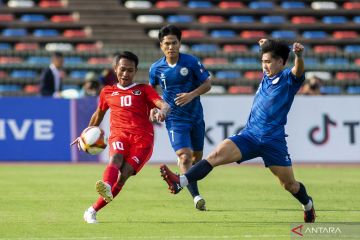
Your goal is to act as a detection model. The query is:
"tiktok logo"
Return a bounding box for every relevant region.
[309,114,337,145]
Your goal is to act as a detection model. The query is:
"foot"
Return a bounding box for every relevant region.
[83,207,97,224]
[160,164,183,194]
[95,180,113,203]
[194,195,206,211]
[304,197,316,223]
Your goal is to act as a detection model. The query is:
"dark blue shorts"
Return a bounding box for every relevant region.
[166,119,205,152]
[228,130,292,167]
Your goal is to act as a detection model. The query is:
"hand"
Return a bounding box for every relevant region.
[174,92,194,107]
[150,108,167,122]
[70,137,81,150]
[293,42,304,57]
[258,38,268,46]
[149,108,158,122]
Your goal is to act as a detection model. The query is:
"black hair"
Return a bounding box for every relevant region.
[158,25,182,42]
[113,51,139,68]
[260,39,290,65]
[52,51,63,58]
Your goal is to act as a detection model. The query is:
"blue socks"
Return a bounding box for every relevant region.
[185,159,213,183]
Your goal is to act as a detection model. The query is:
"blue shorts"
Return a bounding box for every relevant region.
[228,130,292,167]
[166,119,205,152]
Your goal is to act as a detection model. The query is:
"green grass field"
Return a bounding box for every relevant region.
[1,163,359,240]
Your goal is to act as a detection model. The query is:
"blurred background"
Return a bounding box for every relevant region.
[0,0,359,163]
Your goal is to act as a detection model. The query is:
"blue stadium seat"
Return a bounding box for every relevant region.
[191,44,219,53]
[0,85,22,92]
[167,15,194,23]
[10,70,37,78]
[210,30,236,38]
[302,31,328,39]
[33,29,59,37]
[353,16,360,24]
[27,56,50,64]
[187,1,213,8]
[271,30,296,39]
[2,28,27,37]
[324,58,349,66]
[250,44,261,53]
[70,70,88,79]
[0,43,12,50]
[281,1,305,9]
[322,16,347,24]
[249,1,274,9]
[229,16,255,23]
[20,14,47,22]
[347,86,360,94]
[261,16,286,24]
[234,58,259,65]
[64,57,84,64]
[304,58,320,65]
[344,45,360,53]
[320,86,342,94]
[215,71,241,79]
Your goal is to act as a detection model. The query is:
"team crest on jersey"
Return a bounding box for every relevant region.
[180,67,188,76]
[132,89,142,95]
[111,92,119,96]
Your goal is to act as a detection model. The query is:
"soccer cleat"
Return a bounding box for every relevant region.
[194,195,206,211]
[83,207,98,224]
[160,164,183,194]
[95,180,113,203]
[304,197,316,223]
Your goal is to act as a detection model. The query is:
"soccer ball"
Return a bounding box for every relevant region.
[79,126,107,155]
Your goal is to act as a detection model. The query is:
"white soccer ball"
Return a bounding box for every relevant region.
[79,126,107,155]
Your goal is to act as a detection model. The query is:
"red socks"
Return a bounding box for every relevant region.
[103,163,119,187]
[93,183,124,211]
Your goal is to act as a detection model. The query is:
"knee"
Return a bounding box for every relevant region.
[282,181,298,194]
[178,152,192,166]
[110,154,123,168]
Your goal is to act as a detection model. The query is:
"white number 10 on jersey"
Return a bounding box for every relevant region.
[120,95,132,107]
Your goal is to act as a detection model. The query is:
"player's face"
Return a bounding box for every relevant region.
[114,58,137,87]
[160,35,180,60]
[261,52,284,77]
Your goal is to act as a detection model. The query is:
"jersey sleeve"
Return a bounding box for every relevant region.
[98,87,109,111]
[145,85,162,108]
[149,65,158,86]
[190,55,211,84]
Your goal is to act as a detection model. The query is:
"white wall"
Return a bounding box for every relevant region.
[101,96,360,163]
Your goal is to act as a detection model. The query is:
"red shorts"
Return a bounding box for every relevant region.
[108,131,154,174]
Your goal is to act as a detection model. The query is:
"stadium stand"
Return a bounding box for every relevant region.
[0,0,359,96]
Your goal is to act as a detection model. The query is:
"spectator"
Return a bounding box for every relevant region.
[99,52,118,86]
[80,72,101,97]
[301,76,323,95]
[39,51,64,97]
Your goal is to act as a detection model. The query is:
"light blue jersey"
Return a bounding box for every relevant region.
[245,68,305,139]
[149,53,210,122]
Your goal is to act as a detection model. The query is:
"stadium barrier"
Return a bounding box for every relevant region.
[0,96,359,163]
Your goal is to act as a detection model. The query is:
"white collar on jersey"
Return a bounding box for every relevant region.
[117,83,138,90]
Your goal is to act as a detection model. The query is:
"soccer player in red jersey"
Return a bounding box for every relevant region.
[72,51,170,223]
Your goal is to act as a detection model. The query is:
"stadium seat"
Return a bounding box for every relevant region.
[355,59,360,66]
[182,30,206,38]
[210,30,236,38]
[353,16,360,24]
[346,86,360,94]
[33,29,59,37]
[51,15,76,23]
[229,16,255,24]
[244,71,263,80]
[0,56,23,64]
[136,15,164,23]
[167,15,194,23]
[343,2,360,9]
[124,1,152,8]
[0,71,7,78]
[261,16,286,24]
[0,14,14,22]
[2,28,27,37]
[311,1,338,10]
[344,45,360,53]
[281,1,305,9]
[148,29,159,38]
[155,1,181,8]
[313,45,339,53]
[228,86,254,94]
[324,58,349,66]
[39,0,64,8]
[70,70,88,79]
[320,86,342,94]
[188,1,213,8]
[271,30,296,39]
[250,44,260,53]
[249,1,274,9]
[24,84,40,94]
[0,85,22,92]
[306,71,332,81]
[63,29,87,38]
[10,70,37,79]
[64,57,84,65]
[291,16,317,24]
[222,44,248,53]
[14,42,39,51]
[0,43,12,50]
[27,56,50,64]
[198,15,225,23]
[218,1,244,9]
[191,44,219,53]
[76,43,101,52]
[207,85,226,94]
[335,72,360,80]
[322,16,347,24]
[333,31,358,39]
[87,57,109,65]
[215,71,241,79]
[8,0,35,8]
[234,58,259,65]
[302,31,328,39]
[45,43,73,51]
[240,30,266,39]
[20,14,47,22]
[304,58,320,65]
[202,57,228,65]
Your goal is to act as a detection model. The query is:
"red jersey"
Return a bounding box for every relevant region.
[98,83,161,137]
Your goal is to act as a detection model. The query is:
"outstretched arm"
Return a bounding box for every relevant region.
[174,78,211,107]
[291,42,305,78]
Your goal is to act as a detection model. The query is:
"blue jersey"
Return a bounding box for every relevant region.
[149,53,210,122]
[245,68,305,138]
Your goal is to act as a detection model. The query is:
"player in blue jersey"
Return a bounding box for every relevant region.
[160,39,316,223]
[149,25,211,211]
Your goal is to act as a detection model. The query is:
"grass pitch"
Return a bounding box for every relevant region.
[0,163,359,239]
